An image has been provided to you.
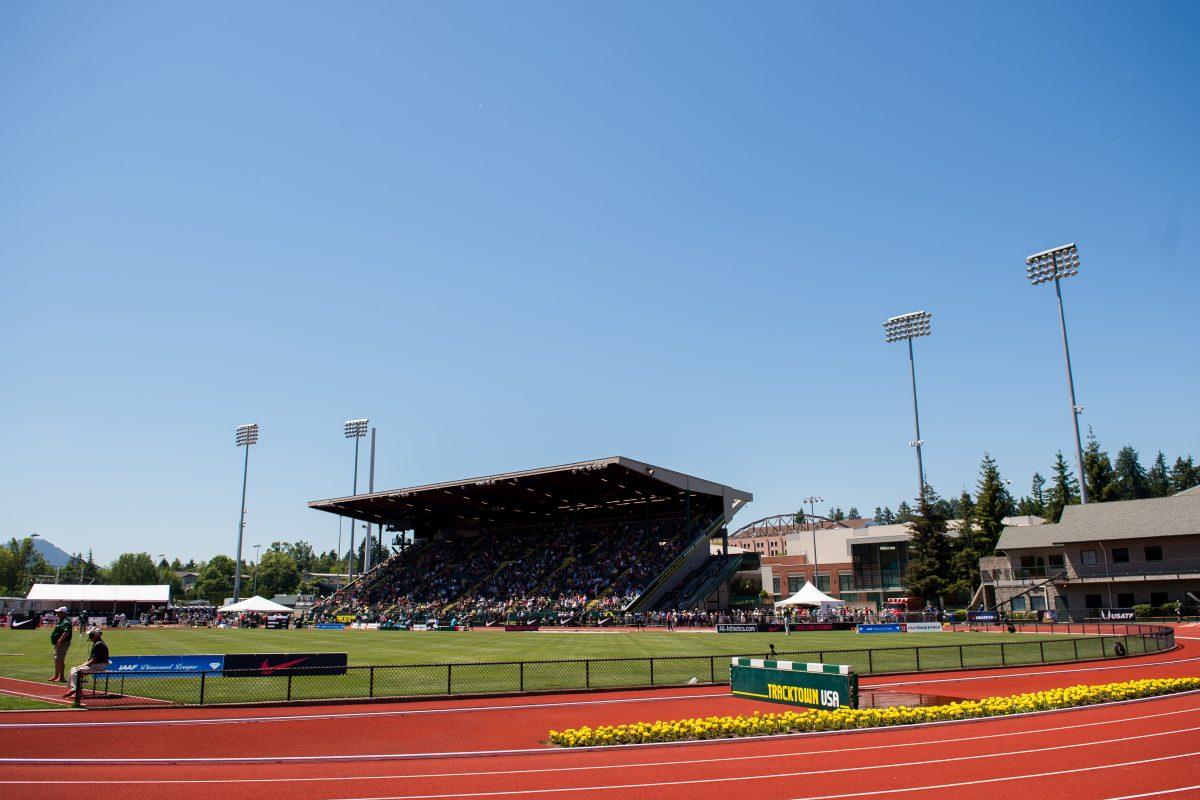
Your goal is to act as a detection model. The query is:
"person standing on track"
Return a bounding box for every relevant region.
[63,627,110,698]
[49,607,72,683]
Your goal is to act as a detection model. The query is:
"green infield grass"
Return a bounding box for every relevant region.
[0,627,1144,706]
[0,694,64,711]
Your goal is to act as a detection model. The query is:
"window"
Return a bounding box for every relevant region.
[839,574,854,592]
[1031,595,1047,610]
[1145,546,1163,562]
[1055,595,1069,610]
[788,576,803,594]
[816,575,831,593]
[1150,592,1169,607]
[772,577,780,596]
[1011,597,1027,611]
[1081,550,1097,566]
[1048,554,1064,569]
[1112,548,1130,563]
[1117,593,1135,607]
[1085,593,1103,609]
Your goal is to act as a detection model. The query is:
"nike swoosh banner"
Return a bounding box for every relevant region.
[222,652,347,677]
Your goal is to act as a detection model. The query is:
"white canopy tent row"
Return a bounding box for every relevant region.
[774,581,847,610]
[218,596,294,613]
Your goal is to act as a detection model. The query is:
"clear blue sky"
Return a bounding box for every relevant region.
[2,2,1197,563]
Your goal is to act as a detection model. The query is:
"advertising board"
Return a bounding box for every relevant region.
[504,624,540,631]
[731,658,858,710]
[108,655,225,676]
[315,623,346,630]
[1099,609,1136,621]
[857,624,903,634]
[222,652,348,677]
[903,622,944,633]
[967,611,1001,623]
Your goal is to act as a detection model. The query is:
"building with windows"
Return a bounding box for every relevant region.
[983,486,1200,614]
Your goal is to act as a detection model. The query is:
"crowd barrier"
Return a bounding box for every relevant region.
[77,622,1174,708]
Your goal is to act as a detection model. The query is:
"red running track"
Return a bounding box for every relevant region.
[2,635,1199,799]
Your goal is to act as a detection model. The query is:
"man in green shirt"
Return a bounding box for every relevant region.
[49,607,72,683]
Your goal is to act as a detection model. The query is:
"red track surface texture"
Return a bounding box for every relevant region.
[3,633,1200,799]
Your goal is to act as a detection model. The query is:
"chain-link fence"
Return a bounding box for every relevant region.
[76,622,1174,709]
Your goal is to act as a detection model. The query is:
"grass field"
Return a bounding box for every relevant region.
[0,627,1150,706]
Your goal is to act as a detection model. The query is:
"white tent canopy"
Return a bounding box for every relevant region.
[218,596,293,613]
[774,581,846,608]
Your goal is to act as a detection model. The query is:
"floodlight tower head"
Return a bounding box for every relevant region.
[235,423,259,447]
[883,311,933,343]
[1026,243,1080,285]
[344,418,369,439]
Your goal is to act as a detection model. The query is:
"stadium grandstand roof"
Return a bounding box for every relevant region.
[26,584,170,603]
[309,456,752,537]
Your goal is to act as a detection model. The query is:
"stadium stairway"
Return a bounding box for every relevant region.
[623,514,728,613]
[671,551,760,610]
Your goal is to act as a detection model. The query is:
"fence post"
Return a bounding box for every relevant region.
[1073,638,1079,660]
[867,649,874,674]
[447,664,453,695]
[519,662,525,693]
[915,647,921,671]
[369,667,375,698]
[958,645,964,669]
[199,671,206,705]
[710,656,715,684]
[1000,643,1007,666]
[585,660,590,689]
[649,658,655,686]
[1039,640,1046,663]
[286,673,293,702]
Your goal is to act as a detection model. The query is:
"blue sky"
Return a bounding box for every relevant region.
[2,2,1197,562]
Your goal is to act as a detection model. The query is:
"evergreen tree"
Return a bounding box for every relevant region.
[1030,472,1046,515]
[873,506,884,523]
[1147,451,1171,498]
[1083,427,1118,502]
[827,507,846,522]
[877,506,896,524]
[847,507,860,520]
[974,452,1013,553]
[903,485,951,607]
[895,501,915,523]
[1045,450,1080,523]
[1112,445,1150,500]
[948,489,981,597]
[1170,456,1199,493]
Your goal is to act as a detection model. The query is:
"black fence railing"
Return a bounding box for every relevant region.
[77,622,1174,709]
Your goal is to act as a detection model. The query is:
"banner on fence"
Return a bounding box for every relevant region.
[1098,609,1136,621]
[717,622,853,633]
[504,624,540,632]
[315,623,346,630]
[903,622,944,633]
[88,616,107,628]
[8,614,37,630]
[857,624,903,634]
[335,615,355,623]
[109,655,225,675]
[731,658,858,710]
[967,611,1001,623]
[222,652,348,677]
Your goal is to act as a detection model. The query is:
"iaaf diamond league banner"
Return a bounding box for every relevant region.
[108,655,225,676]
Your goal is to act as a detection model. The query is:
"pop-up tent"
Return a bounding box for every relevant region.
[774,581,846,609]
[218,596,293,613]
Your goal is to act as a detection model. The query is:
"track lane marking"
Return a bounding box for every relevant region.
[1103,787,1200,799]
[3,701,1200,784]
[320,747,1200,799]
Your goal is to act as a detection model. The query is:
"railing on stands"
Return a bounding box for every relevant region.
[624,515,727,613]
[76,622,1175,709]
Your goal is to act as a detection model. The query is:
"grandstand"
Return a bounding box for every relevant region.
[307,457,752,624]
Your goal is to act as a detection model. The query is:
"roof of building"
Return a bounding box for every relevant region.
[997,488,1200,550]
[308,456,752,536]
[26,584,171,603]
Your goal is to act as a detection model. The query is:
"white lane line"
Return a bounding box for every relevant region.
[325,747,1200,799]
[1103,787,1200,800]
[0,690,71,706]
[866,654,1200,690]
[0,690,726,729]
[4,701,1199,785]
[3,691,1197,766]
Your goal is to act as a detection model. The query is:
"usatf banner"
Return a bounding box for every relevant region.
[222,652,347,677]
[967,611,1001,623]
[1099,609,1136,621]
[730,658,858,710]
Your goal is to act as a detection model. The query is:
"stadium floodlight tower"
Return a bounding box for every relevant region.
[1026,243,1088,504]
[232,423,259,603]
[802,496,824,590]
[883,310,932,503]
[343,418,370,579]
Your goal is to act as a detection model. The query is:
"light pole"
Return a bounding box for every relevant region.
[344,418,369,580]
[803,496,823,590]
[884,310,932,502]
[252,544,262,596]
[232,424,259,603]
[1026,243,1088,504]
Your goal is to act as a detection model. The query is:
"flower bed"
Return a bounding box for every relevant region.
[547,677,1200,747]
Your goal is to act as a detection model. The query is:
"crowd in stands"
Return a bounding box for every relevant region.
[311,513,716,625]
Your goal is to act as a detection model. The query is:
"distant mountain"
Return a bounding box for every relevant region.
[32,538,72,568]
